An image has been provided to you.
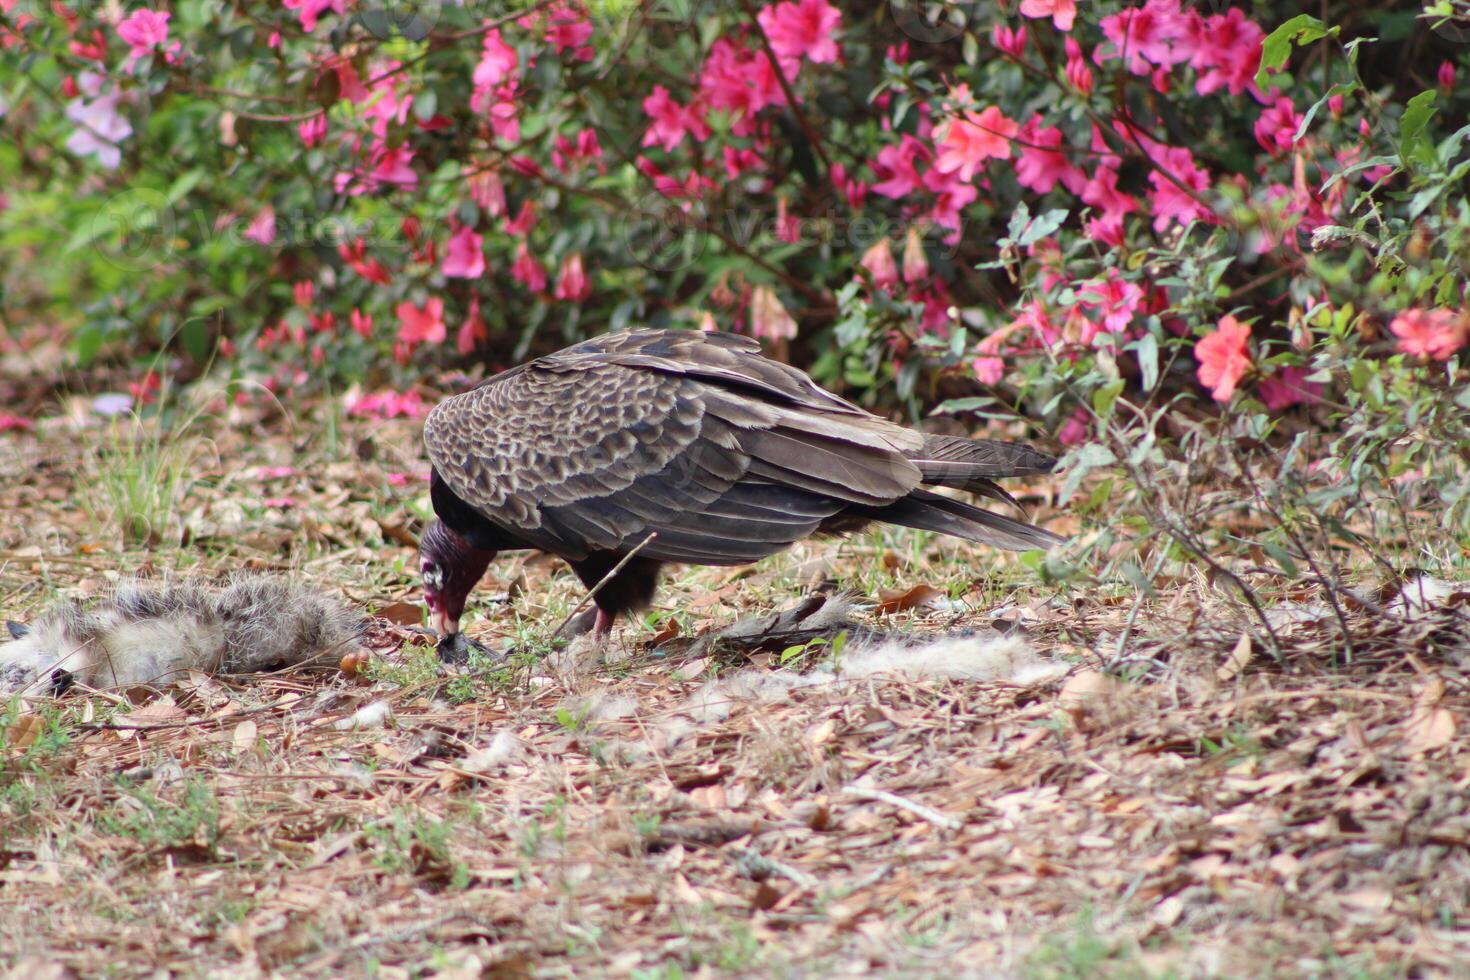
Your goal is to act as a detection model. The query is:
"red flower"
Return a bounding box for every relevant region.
[511,243,547,293]
[457,298,488,354]
[395,298,447,350]
[1390,308,1466,361]
[1195,315,1252,403]
[554,253,591,303]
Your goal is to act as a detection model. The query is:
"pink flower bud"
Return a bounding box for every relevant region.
[859,239,898,290]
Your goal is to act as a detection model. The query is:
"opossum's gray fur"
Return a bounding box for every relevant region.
[1,575,367,694]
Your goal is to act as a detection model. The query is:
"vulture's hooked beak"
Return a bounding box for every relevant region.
[431,609,459,639]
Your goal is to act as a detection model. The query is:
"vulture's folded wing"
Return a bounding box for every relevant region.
[423,343,930,563]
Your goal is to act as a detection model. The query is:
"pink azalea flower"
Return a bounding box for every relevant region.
[871,135,930,199]
[298,113,327,148]
[116,9,169,64]
[1058,408,1090,446]
[923,165,979,244]
[830,162,869,208]
[992,23,1027,58]
[1064,36,1094,94]
[457,298,487,354]
[935,106,1016,182]
[255,466,298,480]
[1255,97,1301,156]
[243,206,276,246]
[350,308,373,338]
[554,252,591,302]
[757,0,842,65]
[0,415,34,433]
[282,0,347,33]
[1256,367,1323,411]
[349,390,427,419]
[442,225,485,279]
[750,286,798,340]
[1096,0,1187,74]
[512,242,547,292]
[1019,0,1076,32]
[1390,308,1466,361]
[1015,117,1084,195]
[466,168,507,216]
[1190,9,1264,97]
[1195,314,1252,402]
[395,298,446,349]
[776,198,801,244]
[902,228,929,284]
[1080,269,1144,337]
[262,497,297,509]
[973,356,1005,385]
[1146,146,1213,231]
[859,239,898,290]
[1439,60,1456,94]
[699,38,787,124]
[473,29,519,89]
[641,85,710,153]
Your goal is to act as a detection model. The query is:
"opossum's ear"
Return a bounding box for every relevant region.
[5,620,28,640]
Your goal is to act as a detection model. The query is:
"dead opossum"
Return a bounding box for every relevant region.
[1,575,367,694]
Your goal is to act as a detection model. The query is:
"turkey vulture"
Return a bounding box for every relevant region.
[420,328,1062,640]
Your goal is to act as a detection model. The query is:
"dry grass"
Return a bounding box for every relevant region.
[2,395,1469,978]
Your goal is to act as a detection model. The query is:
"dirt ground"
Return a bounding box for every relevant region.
[2,389,1468,978]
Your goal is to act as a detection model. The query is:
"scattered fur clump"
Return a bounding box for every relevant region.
[1,575,366,694]
[662,632,1063,747]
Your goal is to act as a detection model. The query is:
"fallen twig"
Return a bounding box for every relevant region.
[842,784,962,831]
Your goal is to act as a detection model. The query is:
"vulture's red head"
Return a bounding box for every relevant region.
[419,520,495,637]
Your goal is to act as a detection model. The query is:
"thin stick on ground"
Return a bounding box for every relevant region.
[550,531,658,638]
[842,784,962,831]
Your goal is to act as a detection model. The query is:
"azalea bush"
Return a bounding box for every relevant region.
[2,0,1469,563]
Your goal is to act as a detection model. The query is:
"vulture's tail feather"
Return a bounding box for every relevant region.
[859,489,1063,552]
[910,435,1056,496]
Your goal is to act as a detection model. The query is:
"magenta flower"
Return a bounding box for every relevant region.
[757,0,842,65]
[116,9,169,64]
[442,226,485,279]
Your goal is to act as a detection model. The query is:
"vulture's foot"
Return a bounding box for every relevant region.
[437,631,493,666]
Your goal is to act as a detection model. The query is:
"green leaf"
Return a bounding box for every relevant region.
[931,396,995,415]
[1017,208,1069,248]
[1255,15,1331,90]
[1398,89,1438,166]
[1092,379,1125,420]
[1058,443,1117,504]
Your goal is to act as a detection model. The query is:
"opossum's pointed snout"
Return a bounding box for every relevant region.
[6,620,29,640]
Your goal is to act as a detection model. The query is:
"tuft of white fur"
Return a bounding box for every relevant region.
[1,574,365,694]
[666,633,1060,743]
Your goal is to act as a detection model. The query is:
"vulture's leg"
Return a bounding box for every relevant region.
[592,608,616,639]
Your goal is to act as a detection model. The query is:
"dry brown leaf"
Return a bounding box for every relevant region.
[5,713,43,754]
[874,584,943,616]
[1058,668,1122,708]
[1217,633,1253,682]
[232,719,258,754]
[375,601,423,626]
